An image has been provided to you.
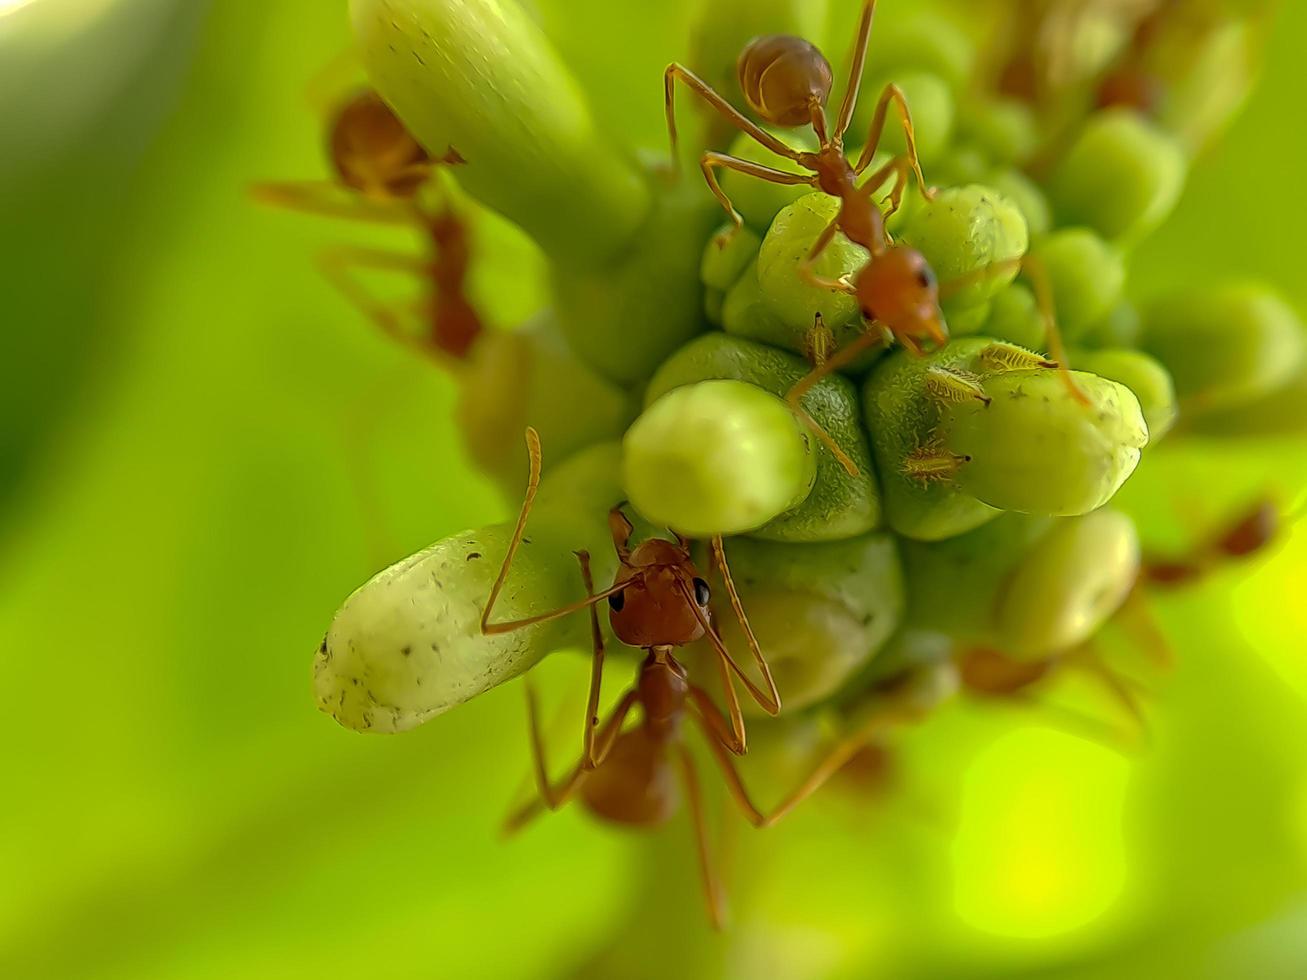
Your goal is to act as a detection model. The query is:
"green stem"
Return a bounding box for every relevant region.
[351,0,650,269]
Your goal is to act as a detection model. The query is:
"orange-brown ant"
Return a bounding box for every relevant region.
[480,429,924,926]
[1141,496,1286,589]
[252,88,481,361]
[665,2,1084,475]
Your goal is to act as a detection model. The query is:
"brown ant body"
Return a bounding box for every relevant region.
[1142,496,1283,589]
[253,88,481,360]
[481,429,910,926]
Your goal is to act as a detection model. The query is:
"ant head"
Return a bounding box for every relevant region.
[737,35,833,127]
[607,538,710,649]
[855,245,948,351]
[957,647,1052,695]
[328,90,430,199]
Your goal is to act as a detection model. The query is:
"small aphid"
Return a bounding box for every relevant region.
[252,87,481,361]
[924,366,992,407]
[978,341,1059,375]
[902,440,971,486]
[484,429,810,929]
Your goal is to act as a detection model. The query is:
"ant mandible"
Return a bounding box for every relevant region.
[252,87,481,361]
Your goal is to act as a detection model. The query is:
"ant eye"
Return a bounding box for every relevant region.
[917,267,935,289]
[608,590,625,612]
[692,578,711,606]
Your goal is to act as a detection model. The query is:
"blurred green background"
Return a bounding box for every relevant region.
[2,1,1306,977]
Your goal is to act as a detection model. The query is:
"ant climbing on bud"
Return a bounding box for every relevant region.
[252,85,481,361]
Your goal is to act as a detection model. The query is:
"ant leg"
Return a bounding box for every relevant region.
[701,152,815,246]
[1019,254,1091,406]
[786,326,886,416]
[857,154,912,223]
[481,429,629,635]
[851,83,934,200]
[575,551,616,769]
[834,0,879,138]
[250,181,418,226]
[937,255,1089,405]
[503,684,639,835]
[680,577,781,719]
[1062,644,1152,744]
[799,217,865,290]
[664,63,806,171]
[676,745,728,930]
[712,535,783,709]
[690,699,894,829]
[315,245,446,358]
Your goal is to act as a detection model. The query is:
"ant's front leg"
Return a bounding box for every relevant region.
[701,152,815,248]
[852,83,935,201]
[664,63,805,174]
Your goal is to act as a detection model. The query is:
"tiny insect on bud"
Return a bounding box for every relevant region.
[924,366,991,406]
[977,341,1057,374]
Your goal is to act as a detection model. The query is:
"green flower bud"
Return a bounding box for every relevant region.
[1079,300,1143,350]
[456,316,636,494]
[755,193,867,344]
[860,9,975,93]
[947,369,1148,516]
[1051,110,1188,244]
[315,442,630,732]
[896,184,1029,314]
[1030,228,1126,338]
[863,338,1001,541]
[700,221,761,293]
[720,128,821,233]
[984,283,1046,351]
[1192,362,1307,438]
[957,96,1038,165]
[646,334,879,541]
[851,628,954,688]
[1069,348,1178,441]
[1140,283,1307,415]
[623,380,817,536]
[696,533,904,713]
[552,179,717,385]
[351,0,647,268]
[986,166,1052,237]
[1153,17,1261,153]
[903,510,1140,659]
[861,71,955,165]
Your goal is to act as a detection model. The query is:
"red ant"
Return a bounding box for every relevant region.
[665,2,1084,475]
[252,88,481,361]
[481,429,925,926]
[1141,496,1286,589]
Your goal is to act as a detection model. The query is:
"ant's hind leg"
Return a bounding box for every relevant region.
[575,551,615,769]
[701,152,814,247]
[664,63,805,172]
[677,746,728,930]
[315,245,440,356]
[251,181,418,226]
[852,83,934,201]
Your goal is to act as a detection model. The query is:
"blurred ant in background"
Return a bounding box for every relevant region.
[253,84,481,361]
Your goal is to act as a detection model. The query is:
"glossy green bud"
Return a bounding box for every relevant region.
[956,96,1038,165]
[863,337,1001,541]
[701,533,904,712]
[1051,109,1187,244]
[1068,348,1178,441]
[984,283,1046,351]
[1140,283,1307,415]
[552,179,717,385]
[1030,228,1126,338]
[947,369,1148,516]
[456,316,636,493]
[897,184,1029,314]
[351,0,647,268]
[986,167,1052,237]
[315,443,630,732]
[646,333,879,540]
[902,510,1140,659]
[861,71,955,165]
[701,221,762,293]
[623,380,817,536]
[860,9,975,93]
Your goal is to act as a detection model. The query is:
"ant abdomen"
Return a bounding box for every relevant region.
[580,731,680,827]
[736,35,833,127]
[328,90,430,198]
